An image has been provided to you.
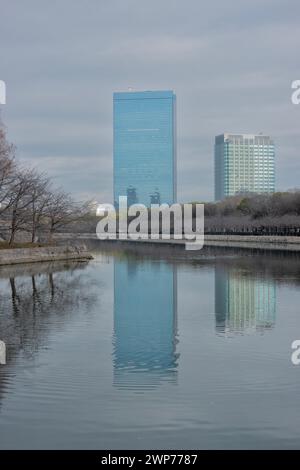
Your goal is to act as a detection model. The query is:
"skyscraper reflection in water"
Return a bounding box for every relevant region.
[215,266,276,335]
[113,260,179,390]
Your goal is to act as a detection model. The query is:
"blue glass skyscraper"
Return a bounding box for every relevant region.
[113,90,177,207]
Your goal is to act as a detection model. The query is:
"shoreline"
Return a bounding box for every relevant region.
[54,233,300,252]
[203,234,300,251]
[0,244,93,266]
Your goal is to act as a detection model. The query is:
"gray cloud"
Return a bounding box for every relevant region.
[1,0,300,202]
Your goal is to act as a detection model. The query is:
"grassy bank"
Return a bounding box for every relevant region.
[0,242,55,250]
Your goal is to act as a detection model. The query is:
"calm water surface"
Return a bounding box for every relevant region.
[0,244,300,449]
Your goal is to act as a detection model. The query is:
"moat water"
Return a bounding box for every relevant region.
[0,244,300,449]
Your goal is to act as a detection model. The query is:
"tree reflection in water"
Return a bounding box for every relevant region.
[0,260,96,362]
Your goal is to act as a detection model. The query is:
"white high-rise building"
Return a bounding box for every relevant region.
[214,133,275,200]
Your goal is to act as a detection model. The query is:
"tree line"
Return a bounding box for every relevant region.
[202,192,300,235]
[0,129,89,244]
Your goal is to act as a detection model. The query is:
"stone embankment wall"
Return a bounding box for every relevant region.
[0,245,93,266]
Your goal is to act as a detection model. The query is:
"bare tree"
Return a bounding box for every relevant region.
[0,129,17,216]
[44,189,90,242]
[7,168,40,244]
[28,175,51,243]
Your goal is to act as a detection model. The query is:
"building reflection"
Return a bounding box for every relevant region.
[215,266,276,335]
[113,259,179,389]
[0,341,5,365]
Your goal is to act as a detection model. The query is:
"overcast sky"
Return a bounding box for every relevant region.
[1,0,300,202]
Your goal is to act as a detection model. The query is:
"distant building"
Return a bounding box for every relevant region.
[113,90,177,207]
[95,203,114,216]
[214,133,275,200]
[87,200,100,215]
